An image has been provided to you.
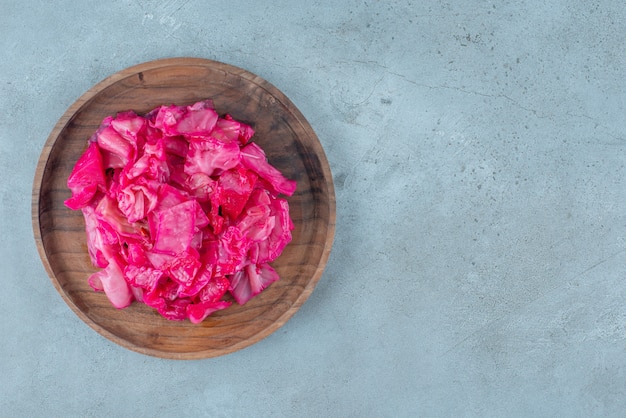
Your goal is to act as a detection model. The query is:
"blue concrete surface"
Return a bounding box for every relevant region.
[2,0,626,416]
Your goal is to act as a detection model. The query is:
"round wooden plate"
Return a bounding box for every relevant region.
[32,58,335,359]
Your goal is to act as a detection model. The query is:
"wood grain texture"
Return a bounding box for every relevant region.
[32,58,335,359]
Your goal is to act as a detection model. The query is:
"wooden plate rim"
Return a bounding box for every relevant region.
[31,57,336,359]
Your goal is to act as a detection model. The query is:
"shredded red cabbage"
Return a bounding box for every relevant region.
[65,100,296,323]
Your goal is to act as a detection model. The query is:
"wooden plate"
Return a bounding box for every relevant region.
[32,58,335,359]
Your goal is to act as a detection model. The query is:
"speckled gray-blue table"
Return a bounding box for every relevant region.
[3,1,626,416]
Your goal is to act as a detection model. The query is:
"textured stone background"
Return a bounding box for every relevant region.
[2,0,626,416]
